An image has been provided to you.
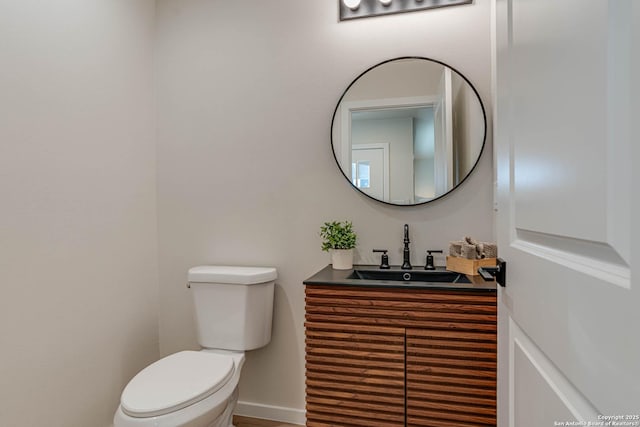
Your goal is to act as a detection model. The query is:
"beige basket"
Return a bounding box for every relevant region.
[446,256,497,276]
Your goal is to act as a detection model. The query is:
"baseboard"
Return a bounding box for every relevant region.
[235,401,306,425]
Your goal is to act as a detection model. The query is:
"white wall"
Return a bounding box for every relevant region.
[415,158,436,200]
[452,72,485,182]
[0,1,158,426]
[156,0,493,420]
[414,113,436,200]
[344,58,444,101]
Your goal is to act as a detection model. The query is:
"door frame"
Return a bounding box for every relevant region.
[351,142,390,201]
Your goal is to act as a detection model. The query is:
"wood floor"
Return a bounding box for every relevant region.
[233,415,302,427]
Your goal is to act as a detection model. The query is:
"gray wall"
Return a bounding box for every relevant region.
[352,117,415,203]
[0,1,158,426]
[155,0,493,418]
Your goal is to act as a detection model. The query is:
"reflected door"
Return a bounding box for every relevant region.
[434,68,453,194]
[352,143,389,201]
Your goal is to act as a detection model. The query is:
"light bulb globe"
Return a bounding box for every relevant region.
[343,0,361,10]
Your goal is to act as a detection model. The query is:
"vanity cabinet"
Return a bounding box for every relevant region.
[305,285,496,427]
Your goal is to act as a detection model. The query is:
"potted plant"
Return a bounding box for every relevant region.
[320,220,357,270]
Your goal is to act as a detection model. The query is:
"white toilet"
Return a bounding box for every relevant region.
[114,265,277,427]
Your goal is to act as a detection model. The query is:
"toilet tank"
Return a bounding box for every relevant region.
[187,266,277,351]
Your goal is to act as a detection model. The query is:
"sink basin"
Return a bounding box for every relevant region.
[347,269,470,283]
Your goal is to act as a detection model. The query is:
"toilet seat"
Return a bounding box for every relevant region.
[121,351,234,418]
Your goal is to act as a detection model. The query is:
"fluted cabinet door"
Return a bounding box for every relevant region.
[305,321,405,427]
[406,328,497,426]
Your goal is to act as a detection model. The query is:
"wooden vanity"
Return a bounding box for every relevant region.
[304,266,497,427]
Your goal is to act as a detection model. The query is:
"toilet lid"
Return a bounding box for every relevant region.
[121,351,234,418]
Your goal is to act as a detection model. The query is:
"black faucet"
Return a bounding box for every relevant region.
[401,224,412,270]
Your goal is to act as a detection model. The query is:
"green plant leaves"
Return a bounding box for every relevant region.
[319,220,357,251]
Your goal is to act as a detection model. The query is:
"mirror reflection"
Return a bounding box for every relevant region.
[331,57,486,205]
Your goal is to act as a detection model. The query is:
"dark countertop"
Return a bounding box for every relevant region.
[304,264,497,291]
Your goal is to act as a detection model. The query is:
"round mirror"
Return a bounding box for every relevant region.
[331,57,487,206]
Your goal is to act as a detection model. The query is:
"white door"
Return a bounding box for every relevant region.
[351,143,389,201]
[495,1,639,426]
[434,68,453,194]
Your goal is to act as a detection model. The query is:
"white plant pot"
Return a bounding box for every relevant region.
[331,249,354,270]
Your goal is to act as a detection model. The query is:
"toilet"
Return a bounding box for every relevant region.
[114,265,277,427]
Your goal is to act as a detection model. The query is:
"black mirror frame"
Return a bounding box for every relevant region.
[330,56,488,207]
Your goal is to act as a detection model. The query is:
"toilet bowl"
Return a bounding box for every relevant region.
[114,350,244,427]
[114,266,277,427]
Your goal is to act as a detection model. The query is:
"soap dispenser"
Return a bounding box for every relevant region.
[425,250,443,270]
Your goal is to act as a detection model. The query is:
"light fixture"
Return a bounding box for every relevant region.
[339,0,472,21]
[342,0,361,10]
